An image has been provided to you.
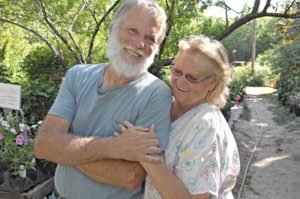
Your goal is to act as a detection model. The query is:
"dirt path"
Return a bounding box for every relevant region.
[231,87,300,199]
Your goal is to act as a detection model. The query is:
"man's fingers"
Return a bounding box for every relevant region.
[123,120,134,128]
[143,155,162,164]
[135,126,149,132]
[113,132,120,136]
[149,124,155,133]
[146,146,161,155]
[143,138,160,147]
[124,121,148,132]
[118,124,127,132]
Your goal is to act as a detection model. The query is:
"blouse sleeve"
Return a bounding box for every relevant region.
[174,112,221,197]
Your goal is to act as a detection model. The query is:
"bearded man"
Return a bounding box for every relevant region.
[34,0,172,199]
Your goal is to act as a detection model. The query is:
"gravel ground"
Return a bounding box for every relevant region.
[230,87,300,199]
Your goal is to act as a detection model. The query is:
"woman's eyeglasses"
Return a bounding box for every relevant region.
[169,65,212,84]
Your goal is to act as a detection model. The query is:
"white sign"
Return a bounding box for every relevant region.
[0,83,21,110]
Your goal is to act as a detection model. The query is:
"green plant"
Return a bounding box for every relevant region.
[258,37,300,106]
[20,79,59,120]
[240,101,251,121]
[231,63,273,87]
[160,65,171,86]
[0,113,42,179]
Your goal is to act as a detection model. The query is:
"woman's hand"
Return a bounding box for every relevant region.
[113,121,162,163]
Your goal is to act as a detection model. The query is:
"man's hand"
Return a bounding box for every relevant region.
[113,121,162,163]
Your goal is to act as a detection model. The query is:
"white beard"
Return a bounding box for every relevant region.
[106,30,157,78]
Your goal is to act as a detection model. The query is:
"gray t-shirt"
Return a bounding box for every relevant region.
[49,63,172,199]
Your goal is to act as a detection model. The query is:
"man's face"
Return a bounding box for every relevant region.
[107,7,161,78]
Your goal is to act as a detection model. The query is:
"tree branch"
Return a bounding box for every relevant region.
[157,0,176,60]
[68,31,85,63]
[38,0,81,64]
[262,0,271,13]
[70,2,87,31]
[284,0,296,14]
[215,9,300,41]
[87,0,121,63]
[252,0,260,14]
[85,1,99,25]
[0,17,67,70]
[222,1,243,14]
[149,0,176,76]
[67,2,88,63]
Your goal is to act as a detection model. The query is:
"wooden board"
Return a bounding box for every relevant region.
[0,177,53,199]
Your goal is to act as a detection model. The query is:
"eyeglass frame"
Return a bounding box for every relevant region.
[169,65,212,84]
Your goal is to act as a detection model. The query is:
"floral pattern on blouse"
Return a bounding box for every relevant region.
[144,103,240,199]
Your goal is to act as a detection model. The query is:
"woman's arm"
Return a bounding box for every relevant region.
[142,161,210,199]
[119,122,211,199]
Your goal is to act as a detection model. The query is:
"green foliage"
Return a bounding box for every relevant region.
[160,1,226,59]
[223,17,279,61]
[229,78,245,101]
[239,101,251,121]
[20,46,64,80]
[265,93,299,126]
[258,37,300,105]
[2,45,61,121]
[21,79,59,121]
[0,64,10,83]
[231,64,273,87]
[160,65,171,87]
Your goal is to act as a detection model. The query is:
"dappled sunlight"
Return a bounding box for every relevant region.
[253,155,290,168]
[241,140,252,151]
[231,105,243,111]
[256,122,268,127]
[246,87,277,95]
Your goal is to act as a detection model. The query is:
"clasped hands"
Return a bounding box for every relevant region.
[113,121,162,164]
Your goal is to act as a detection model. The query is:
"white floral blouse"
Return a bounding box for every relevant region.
[144,103,240,199]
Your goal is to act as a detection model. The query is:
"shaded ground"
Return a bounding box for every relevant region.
[230,87,300,199]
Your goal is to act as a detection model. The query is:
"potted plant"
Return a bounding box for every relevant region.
[0,113,55,193]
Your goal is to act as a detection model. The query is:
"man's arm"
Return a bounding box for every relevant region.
[75,125,161,190]
[34,114,162,165]
[77,160,146,190]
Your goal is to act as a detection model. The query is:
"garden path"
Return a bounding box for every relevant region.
[231,87,300,199]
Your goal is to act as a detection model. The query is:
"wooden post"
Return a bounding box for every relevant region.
[251,19,257,73]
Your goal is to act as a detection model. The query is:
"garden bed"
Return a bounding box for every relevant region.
[0,177,53,199]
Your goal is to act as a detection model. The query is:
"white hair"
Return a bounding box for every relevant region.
[110,0,167,44]
[106,27,157,78]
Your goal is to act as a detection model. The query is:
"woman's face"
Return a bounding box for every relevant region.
[170,51,217,108]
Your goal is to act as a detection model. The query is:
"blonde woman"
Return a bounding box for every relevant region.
[119,35,240,199]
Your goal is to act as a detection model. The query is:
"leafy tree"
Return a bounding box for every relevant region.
[258,12,300,104]
[0,0,298,70]
[223,17,279,61]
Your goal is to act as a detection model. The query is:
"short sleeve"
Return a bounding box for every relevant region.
[48,67,77,121]
[174,118,220,197]
[134,83,172,150]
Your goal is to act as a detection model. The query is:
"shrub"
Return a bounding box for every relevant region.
[231,63,273,87]
[258,37,300,105]
[4,45,63,121]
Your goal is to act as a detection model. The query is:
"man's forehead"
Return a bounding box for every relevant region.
[122,8,162,34]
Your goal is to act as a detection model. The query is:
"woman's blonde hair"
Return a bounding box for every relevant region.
[178,35,231,108]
